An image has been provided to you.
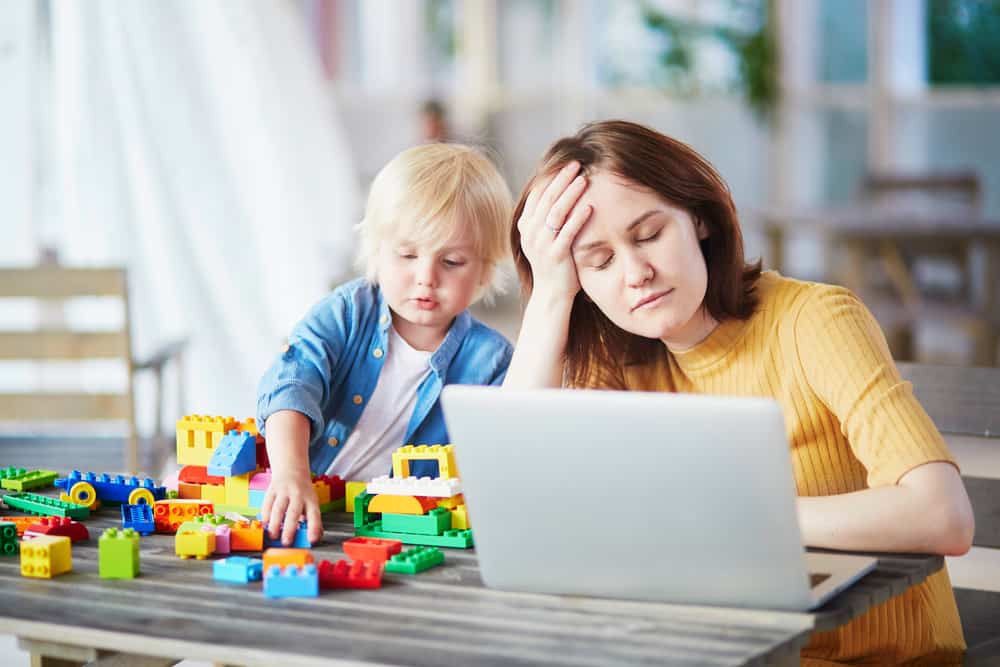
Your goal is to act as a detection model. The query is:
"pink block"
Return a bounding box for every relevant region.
[249,470,272,491]
[161,471,180,492]
[214,525,232,555]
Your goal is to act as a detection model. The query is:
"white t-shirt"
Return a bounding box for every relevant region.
[326,326,432,481]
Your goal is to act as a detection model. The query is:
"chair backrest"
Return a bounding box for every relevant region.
[863,170,982,213]
[899,362,999,551]
[0,266,138,473]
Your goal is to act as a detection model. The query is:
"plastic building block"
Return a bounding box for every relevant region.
[313,474,346,500]
[342,537,402,563]
[214,556,263,583]
[178,465,224,485]
[200,484,227,505]
[436,494,464,509]
[3,516,40,537]
[353,492,375,528]
[224,472,251,506]
[312,480,331,506]
[20,535,72,578]
[0,521,17,556]
[449,505,470,530]
[161,471,180,492]
[319,497,346,513]
[214,525,232,554]
[230,520,264,551]
[264,564,318,598]
[0,468,58,491]
[207,430,258,477]
[154,499,214,533]
[121,503,155,535]
[368,494,438,516]
[366,475,461,499]
[264,520,312,548]
[215,503,258,517]
[318,559,384,590]
[262,547,313,572]
[175,527,216,559]
[24,517,89,543]
[384,546,444,574]
[0,467,26,482]
[249,470,272,491]
[55,471,166,505]
[381,508,452,536]
[2,492,90,519]
[356,522,474,549]
[177,482,202,499]
[99,528,140,578]
[392,444,458,479]
[176,414,239,466]
[345,481,368,514]
[248,489,266,508]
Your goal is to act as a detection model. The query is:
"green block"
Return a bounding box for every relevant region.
[356,521,474,549]
[353,492,374,528]
[0,467,26,481]
[213,503,258,517]
[319,497,346,513]
[1,470,59,492]
[99,528,140,579]
[385,546,444,574]
[381,508,452,536]
[0,521,17,556]
[2,492,90,520]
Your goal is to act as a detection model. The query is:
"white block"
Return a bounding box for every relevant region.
[366,476,462,499]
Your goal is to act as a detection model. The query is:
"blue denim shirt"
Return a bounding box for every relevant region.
[256,278,512,476]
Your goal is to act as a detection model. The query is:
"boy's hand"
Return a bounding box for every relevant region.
[261,470,324,546]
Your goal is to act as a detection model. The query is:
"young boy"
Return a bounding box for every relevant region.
[256,143,513,546]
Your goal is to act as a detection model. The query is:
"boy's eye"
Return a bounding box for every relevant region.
[397,250,417,259]
[443,258,467,268]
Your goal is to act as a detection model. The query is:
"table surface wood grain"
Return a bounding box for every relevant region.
[0,508,943,667]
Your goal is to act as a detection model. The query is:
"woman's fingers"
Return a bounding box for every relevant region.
[535,161,581,222]
[553,202,594,254]
[545,175,587,233]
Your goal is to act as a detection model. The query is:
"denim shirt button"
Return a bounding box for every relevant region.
[328,437,339,447]
[379,314,389,325]
[352,394,363,405]
[372,348,383,359]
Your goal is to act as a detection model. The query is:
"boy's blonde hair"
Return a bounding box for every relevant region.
[356,143,513,303]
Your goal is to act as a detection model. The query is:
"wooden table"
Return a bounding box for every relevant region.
[0,509,947,667]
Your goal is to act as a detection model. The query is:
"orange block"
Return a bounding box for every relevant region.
[154,499,214,533]
[368,494,439,516]
[262,548,313,572]
[177,482,202,499]
[230,520,264,551]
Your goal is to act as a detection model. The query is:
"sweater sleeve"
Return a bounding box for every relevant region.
[792,285,957,487]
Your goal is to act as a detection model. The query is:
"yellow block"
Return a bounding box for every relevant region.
[345,481,367,513]
[239,417,259,435]
[392,444,458,479]
[369,494,437,515]
[450,505,470,530]
[313,480,331,505]
[176,414,239,466]
[200,483,226,505]
[224,473,250,506]
[178,482,202,499]
[436,494,464,510]
[175,529,215,560]
[20,535,72,578]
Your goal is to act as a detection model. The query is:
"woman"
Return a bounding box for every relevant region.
[505,120,974,665]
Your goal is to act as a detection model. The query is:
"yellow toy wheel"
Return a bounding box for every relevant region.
[128,488,155,506]
[68,481,99,509]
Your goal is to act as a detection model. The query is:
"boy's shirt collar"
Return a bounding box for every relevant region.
[376,287,471,377]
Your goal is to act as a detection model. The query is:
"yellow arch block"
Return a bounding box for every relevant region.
[368,494,438,515]
[391,444,459,479]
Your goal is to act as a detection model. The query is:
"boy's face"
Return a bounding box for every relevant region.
[376,224,487,351]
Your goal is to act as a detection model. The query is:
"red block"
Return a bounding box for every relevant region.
[342,537,402,563]
[24,516,90,542]
[313,474,345,500]
[318,559,384,590]
[177,465,225,486]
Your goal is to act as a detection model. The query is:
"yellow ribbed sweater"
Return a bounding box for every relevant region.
[609,271,965,666]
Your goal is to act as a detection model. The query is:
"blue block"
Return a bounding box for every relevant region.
[207,431,257,477]
[214,556,263,583]
[248,489,266,508]
[264,519,311,548]
[264,564,318,598]
[121,503,155,535]
[56,470,166,504]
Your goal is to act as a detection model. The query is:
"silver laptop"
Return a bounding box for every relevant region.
[440,386,876,612]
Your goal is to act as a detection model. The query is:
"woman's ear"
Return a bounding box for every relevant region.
[695,218,709,240]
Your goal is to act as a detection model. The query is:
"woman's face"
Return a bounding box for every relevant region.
[570,171,716,350]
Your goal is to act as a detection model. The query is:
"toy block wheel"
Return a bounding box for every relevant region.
[128,487,155,506]
[67,481,99,509]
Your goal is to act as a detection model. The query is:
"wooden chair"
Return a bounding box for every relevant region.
[0,266,185,474]
[898,362,1000,663]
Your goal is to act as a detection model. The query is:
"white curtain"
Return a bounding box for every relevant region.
[46,0,359,421]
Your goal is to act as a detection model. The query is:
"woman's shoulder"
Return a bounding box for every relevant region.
[756,271,857,323]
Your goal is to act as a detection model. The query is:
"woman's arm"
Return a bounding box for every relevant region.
[797,461,974,555]
[503,161,593,389]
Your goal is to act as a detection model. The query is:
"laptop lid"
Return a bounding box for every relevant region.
[441,386,873,612]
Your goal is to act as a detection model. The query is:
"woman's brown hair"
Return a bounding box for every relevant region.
[510,120,762,388]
